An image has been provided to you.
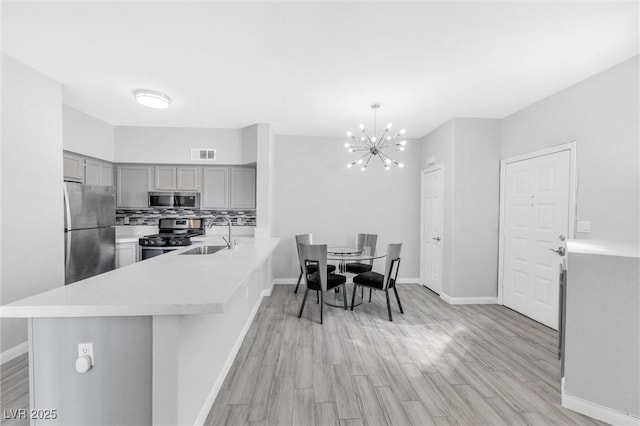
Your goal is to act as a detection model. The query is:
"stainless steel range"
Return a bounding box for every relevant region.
[139,218,205,260]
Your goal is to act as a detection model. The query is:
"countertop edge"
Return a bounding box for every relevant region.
[1,238,280,318]
[567,239,640,259]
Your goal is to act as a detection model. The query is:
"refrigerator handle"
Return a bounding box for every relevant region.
[65,230,71,274]
[63,183,72,231]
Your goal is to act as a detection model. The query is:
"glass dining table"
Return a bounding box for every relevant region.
[323,247,386,308]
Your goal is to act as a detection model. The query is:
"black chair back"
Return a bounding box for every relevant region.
[383,243,402,290]
[299,243,329,292]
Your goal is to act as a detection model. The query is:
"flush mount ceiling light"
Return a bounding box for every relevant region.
[133,89,172,109]
[344,104,406,171]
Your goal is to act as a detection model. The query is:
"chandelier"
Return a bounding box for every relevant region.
[344,104,406,171]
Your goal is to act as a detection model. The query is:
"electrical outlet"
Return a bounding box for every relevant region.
[577,221,592,233]
[78,343,94,366]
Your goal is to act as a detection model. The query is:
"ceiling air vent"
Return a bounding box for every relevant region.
[191,148,216,161]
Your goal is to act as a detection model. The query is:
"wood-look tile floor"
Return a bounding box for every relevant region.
[205,284,603,426]
[0,353,29,426]
[0,285,604,426]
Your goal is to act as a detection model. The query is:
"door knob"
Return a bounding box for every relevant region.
[432,237,441,241]
[559,235,566,241]
[550,247,566,256]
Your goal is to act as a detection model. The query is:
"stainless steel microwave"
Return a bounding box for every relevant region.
[148,192,200,209]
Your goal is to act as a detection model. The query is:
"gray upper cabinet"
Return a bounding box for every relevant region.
[86,158,114,186]
[117,165,151,208]
[202,167,229,208]
[154,166,177,190]
[100,163,114,187]
[63,152,84,182]
[177,167,201,191]
[153,166,201,191]
[85,159,100,185]
[64,151,114,186]
[230,167,256,209]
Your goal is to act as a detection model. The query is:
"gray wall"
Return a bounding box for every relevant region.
[420,118,501,298]
[114,125,257,165]
[564,253,639,418]
[30,316,152,425]
[272,135,421,280]
[1,54,65,354]
[419,120,456,295]
[501,56,639,244]
[453,119,501,297]
[63,105,115,162]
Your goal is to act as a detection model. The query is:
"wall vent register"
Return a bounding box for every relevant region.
[191,148,216,161]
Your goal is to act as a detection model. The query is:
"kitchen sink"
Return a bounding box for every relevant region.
[179,245,227,255]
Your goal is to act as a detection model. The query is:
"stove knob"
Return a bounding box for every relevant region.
[148,240,155,246]
[169,240,176,246]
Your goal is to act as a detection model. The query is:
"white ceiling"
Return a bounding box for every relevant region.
[2,1,638,138]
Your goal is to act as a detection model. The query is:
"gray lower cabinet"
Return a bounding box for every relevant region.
[202,167,229,208]
[116,241,138,268]
[117,165,151,208]
[230,167,256,209]
[63,152,85,182]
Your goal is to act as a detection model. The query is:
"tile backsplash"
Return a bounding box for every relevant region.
[116,208,256,227]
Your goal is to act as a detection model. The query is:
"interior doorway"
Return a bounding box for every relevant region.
[421,166,444,295]
[498,143,576,329]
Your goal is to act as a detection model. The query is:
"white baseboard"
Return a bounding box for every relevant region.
[561,380,639,425]
[440,293,498,305]
[273,278,298,285]
[273,278,421,285]
[193,289,269,426]
[0,341,28,365]
[396,278,420,284]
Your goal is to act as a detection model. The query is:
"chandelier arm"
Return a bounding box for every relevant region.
[362,131,375,147]
[376,128,390,147]
[364,154,374,167]
[376,153,388,167]
[378,136,400,149]
[378,150,396,164]
[356,152,371,162]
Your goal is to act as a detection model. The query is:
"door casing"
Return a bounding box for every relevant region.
[420,165,445,295]
[498,141,577,307]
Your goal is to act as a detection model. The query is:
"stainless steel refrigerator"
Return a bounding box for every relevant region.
[64,182,116,285]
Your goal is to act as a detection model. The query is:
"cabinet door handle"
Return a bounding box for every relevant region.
[432,237,441,241]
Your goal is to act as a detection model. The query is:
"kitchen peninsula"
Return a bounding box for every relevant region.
[0,236,279,426]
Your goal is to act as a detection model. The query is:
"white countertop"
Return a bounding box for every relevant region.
[0,237,279,318]
[567,239,639,258]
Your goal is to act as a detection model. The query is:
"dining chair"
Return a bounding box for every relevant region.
[345,233,378,301]
[298,243,348,324]
[345,233,378,274]
[350,243,404,321]
[294,234,336,293]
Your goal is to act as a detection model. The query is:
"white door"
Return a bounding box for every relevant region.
[421,167,444,294]
[502,150,571,329]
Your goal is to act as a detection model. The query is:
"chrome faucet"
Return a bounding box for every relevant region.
[208,215,233,249]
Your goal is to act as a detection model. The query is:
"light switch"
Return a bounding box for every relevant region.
[577,221,591,233]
